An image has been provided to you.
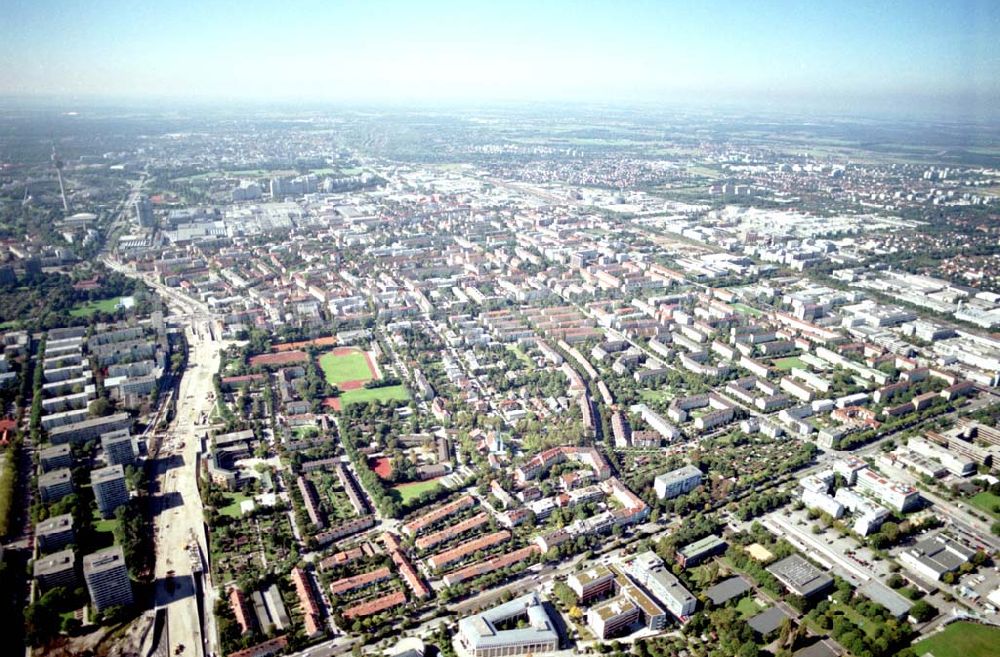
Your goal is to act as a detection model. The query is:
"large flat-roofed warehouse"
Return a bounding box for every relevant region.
[898,534,977,581]
[456,592,558,657]
[766,554,834,598]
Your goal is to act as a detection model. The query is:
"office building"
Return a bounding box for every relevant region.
[676,534,727,568]
[83,546,134,611]
[456,592,559,657]
[621,551,697,620]
[587,597,640,640]
[653,465,703,500]
[801,489,845,519]
[568,565,615,602]
[92,464,129,518]
[855,468,921,512]
[899,534,977,582]
[134,196,155,227]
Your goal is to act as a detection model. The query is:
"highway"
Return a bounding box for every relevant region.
[150,322,223,657]
[107,251,224,657]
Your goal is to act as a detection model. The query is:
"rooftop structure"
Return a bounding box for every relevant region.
[456,592,559,657]
[766,555,833,598]
[83,545,134,611]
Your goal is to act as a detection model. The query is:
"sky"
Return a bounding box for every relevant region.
[1,0,998,118]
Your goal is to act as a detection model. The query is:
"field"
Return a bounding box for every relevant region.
[732,303,765,317]
[507,345,535,369]
[90,506,118,550]
[339,384,411,406]
[70,297,121,318]
[0,450,14,537]
[392,479,440,504]
[736,596,763,619]
[292,426,319,439]
[773,356,807,371]
[318,348,375,387]
[370,456,393,480]
[968,491,1000,518]
[219,492,253,518]
[912,621,1000,657]
[638,388,675,404]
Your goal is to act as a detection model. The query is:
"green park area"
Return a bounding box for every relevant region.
[507,345,535,368]
[736,596,763,619]
[70,297,121,318]
[340,384,411,407]
[773,356,807,371]
[0,450,13,537]
[913,622,1000,657]
[732,303,765,317]
[638,388,675,404]
[392,479,440,504]
[968,491,1000,518]
[219,492,253,518]
[318,349,373,385]
[90,506,118,549]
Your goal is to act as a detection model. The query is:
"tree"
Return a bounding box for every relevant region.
[909,600,937,623]
[89,397,112,417]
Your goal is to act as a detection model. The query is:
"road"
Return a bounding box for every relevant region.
[151,320,223,657]
[107,253,224,657]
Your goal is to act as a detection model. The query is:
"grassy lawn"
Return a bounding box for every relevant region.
[392,479,440,504]
[736,596,763,619]
[913,621,1000,657]
[219,492,253,518]
[93,517,117,533]
[773,356,807,371]
[339,384,410,406]
[70,297,121,318]
[292,426,319,439]
[318,349,372,385]
[638,388,674,404]
[507,345,535,369]
[89,506,117,550]
[0,450,13,537]
[968,491,1000,519]
[831,601,873,637]
[732,303,765,317]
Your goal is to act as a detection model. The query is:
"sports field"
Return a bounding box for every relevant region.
[339,384,410,406]
[318,348,375,386]
[392,479,440,504]
[912,622,1000,657]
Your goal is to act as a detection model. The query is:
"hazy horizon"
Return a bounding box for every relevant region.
[2,0,999,122]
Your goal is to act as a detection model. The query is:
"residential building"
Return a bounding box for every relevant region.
[36,513,75,552]
[92,464,129,518]
[34,548,77,590]
[653,465,703,500]
[38,467,73,502]
[83,546,134,611]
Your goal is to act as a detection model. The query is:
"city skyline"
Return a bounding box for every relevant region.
[1,1,999,120]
